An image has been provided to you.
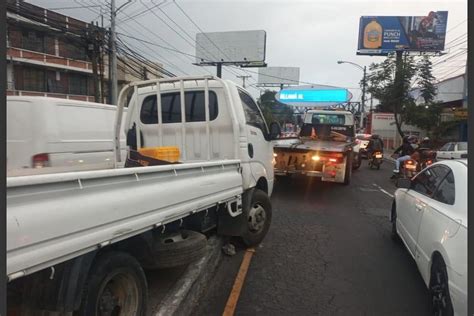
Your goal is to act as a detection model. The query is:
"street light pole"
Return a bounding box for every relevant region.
[337,60,367,131]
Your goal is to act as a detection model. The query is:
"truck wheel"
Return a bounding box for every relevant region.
[76,251,147,316]
[343,155,352,185]
[148,230,207,269]
[241,189,272,247]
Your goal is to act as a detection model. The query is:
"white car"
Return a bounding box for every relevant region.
[355,133,371,158]
[436,142,467,160]
[391,159,467,316]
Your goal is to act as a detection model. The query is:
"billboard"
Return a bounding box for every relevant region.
[276,85,352,107]
[257,67,300,86]
[195,30,266,65]
[357,11,448,55]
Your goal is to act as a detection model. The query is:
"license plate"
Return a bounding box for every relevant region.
[405,164,417,170]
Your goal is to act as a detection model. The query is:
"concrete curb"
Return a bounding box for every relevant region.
[155,236,225,316]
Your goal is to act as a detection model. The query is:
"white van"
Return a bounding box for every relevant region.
[7,96,127,176]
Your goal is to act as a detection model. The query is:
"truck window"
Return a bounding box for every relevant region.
[312,114,345,125]
[141,91,218,124]
[238,89,269,134]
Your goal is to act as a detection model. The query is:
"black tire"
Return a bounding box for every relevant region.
[240,189,272,247]
[343,154,352,185]
[76,251,147,316]
[429,258,454,316]
[148,230,207,269]
[352,153,361,170]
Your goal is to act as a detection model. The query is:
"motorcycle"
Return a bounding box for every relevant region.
[368,151,383,170]
[417,148,437,171]
[390,155,418,182]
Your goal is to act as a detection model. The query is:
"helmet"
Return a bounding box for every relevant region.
[423,137,430,141]
[371,134,379,139]
[403,135,410,143]
[408,135,418,143]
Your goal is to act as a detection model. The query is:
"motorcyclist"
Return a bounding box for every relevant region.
[419,137,433,150]
[392,136,415,174]
[366,134,384,159]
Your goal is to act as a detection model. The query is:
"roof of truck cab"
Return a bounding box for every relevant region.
[306,109,353,115]
[135,78,243,95]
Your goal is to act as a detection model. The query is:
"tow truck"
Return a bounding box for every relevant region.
[273,109,359,185]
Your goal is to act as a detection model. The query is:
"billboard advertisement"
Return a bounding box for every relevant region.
[357,11,448,55]
[276,85,352,107]
[258,67,300,86]
[195,30,266,65]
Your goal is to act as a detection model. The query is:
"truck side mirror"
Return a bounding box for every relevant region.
[269,122,281,140]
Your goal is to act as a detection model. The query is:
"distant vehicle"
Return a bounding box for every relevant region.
[391,160,467,316]
[355,133,371,158]
[436,142,467,160]
[273,109,360,184]
[7,97,127,176]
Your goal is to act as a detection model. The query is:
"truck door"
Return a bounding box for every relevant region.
[237,89,273,186]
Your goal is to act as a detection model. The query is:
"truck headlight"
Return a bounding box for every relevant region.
[312,155,320,161]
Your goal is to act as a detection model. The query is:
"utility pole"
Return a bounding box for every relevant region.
[236,75,251,88]
[110,0,118,105]
[361,65,367,130]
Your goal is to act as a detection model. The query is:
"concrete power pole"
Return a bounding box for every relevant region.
[110,0,118,105]
[237,75,251,88]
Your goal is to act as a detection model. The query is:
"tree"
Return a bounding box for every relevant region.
[366,53,418,137]
[257,90,295,126]
[416,56,437,104]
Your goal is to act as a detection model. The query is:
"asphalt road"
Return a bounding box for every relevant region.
[193,159,432,316]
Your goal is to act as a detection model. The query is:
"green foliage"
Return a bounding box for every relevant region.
[366,53,456,139]
[257,90,295,125]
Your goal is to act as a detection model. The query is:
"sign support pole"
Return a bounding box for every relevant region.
[216,63,222,78]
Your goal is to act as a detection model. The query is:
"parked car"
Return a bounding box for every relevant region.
[436,142,467,160]
[391,159,467,316]
[355,133,371,158]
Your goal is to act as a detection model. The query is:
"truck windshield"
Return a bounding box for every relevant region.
[311,114,345,125]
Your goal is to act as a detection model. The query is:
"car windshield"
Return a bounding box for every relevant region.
[458,142,467,150]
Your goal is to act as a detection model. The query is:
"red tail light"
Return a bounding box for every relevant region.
[406,160,414,164]
[32,153,50,168]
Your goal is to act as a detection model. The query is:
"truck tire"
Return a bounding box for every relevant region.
[76,251,147,316]
[148,230,207,269]
[240,189,272,247]
[343,154,352,185]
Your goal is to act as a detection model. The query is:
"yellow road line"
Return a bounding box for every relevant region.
[222,248,256,316]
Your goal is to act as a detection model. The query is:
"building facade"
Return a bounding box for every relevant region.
[6,1,101,102]
[6,0,164,104]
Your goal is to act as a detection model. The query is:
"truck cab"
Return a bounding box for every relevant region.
[121,77,277,195]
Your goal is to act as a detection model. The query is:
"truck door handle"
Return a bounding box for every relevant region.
[248,143,254,158]
[415,203,424,211]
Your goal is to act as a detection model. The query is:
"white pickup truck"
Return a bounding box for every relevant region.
[7,76,280,315]
[273,109,359,185]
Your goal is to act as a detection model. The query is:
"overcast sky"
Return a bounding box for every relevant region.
[29,0,467,100]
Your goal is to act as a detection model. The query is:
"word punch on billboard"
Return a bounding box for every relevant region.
[257,67,300,86]
[357,11,448,55]
[195,30,266,66]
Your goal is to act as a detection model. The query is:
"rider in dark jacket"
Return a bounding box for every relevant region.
[392,136,415,173]
[366,134,384,158]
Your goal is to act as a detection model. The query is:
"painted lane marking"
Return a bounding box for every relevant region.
[373,183,394,198]
[222,248,255,316]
